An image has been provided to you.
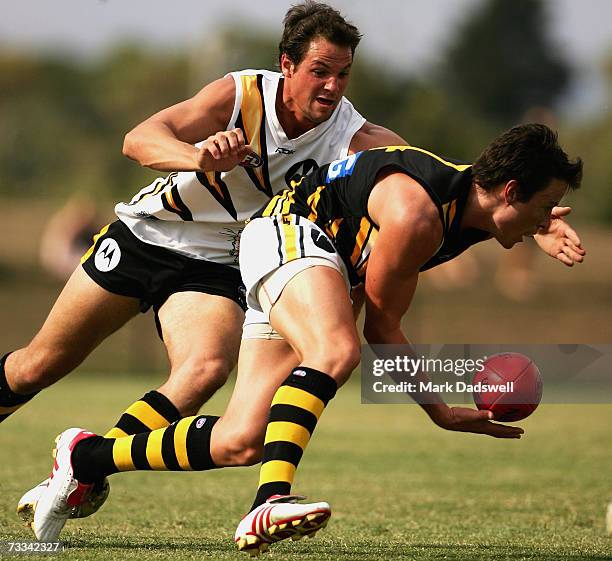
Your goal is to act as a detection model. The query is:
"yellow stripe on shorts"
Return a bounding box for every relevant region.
[282,223,298,261]
[80,224,110,264]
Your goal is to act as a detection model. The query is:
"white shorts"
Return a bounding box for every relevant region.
[240,215,350,339]
[242,306,281,339]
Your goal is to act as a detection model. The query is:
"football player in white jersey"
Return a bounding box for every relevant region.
[10,1,407,530]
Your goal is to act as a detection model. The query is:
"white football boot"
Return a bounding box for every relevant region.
[234,495,331,556]
[18,477,110,524]
[30,428,96,541]
[17,480,49,525]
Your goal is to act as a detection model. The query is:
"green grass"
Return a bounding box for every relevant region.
[1,374,611,560]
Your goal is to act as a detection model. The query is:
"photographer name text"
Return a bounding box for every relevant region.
[372,380,514,393]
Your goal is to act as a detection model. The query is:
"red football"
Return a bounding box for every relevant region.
[472,352,542,422]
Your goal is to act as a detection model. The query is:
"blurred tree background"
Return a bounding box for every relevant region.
[0,0,609,221]
[0,0,610,373]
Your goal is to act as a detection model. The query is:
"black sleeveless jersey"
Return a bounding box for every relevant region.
[253,146,490,285]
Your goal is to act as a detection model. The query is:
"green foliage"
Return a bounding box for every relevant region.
[0,14,609,222]
[0,47,189,200]
[565,112,612,223]
[563,54,612,223]
[439,0,570,125]
[218,28,279,71]
[347,57,496,161]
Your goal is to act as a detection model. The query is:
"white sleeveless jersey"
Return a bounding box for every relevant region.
[115,69,365,266]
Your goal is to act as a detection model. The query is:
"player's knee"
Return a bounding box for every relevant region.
[306,337,361,385]
[168,356,233,415]
[330,340,361,385]
[191,356,233,392]
[9,347,71,393]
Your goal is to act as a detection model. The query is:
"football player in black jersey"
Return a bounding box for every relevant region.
[230,123,583,553]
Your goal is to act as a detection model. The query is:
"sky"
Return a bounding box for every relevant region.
[1,0,611,116]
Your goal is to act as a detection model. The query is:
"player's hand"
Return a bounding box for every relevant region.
[533,206,586,267]
[431,406,525,439]
[195,128,253,172]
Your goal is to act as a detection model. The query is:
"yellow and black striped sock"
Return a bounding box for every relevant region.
[104,390,181,438]
[72,415,220,482]
[0,353,37,424]
[251,367,337,511]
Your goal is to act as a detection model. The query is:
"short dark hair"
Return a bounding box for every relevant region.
[279,1,362,66]
[472,124,583,201]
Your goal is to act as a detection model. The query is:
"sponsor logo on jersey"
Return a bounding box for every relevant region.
[195,417,207,429]
[239,152,264,168]
[94,238,121,272]
[293,369,307,377]
[285,159,319,188]
[311,230,336,254]
[275,147,295,155]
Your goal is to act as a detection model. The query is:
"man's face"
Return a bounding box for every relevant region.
[494,178,568,249]
[281,37,353,125]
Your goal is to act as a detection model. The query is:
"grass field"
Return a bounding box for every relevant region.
[0,374,611,560]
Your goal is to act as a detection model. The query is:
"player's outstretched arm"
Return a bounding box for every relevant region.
[363,172,524,439]
[533,206,586,266]
[122,75,248,173]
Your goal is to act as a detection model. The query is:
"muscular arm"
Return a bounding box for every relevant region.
[364,172,523,438]
[122,75,237,172]
[364,172,449,416]
[346,124,408,319]
[363,171,441,344]
[348,122,408,154]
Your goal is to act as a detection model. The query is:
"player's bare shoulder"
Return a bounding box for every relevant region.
[135,75,236,146]
[192,74,236,112]
[349,122,408,153]
[368,170,443,258]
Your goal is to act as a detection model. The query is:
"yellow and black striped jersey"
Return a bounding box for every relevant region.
[254,146,490,285]
[114,69,365,266]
